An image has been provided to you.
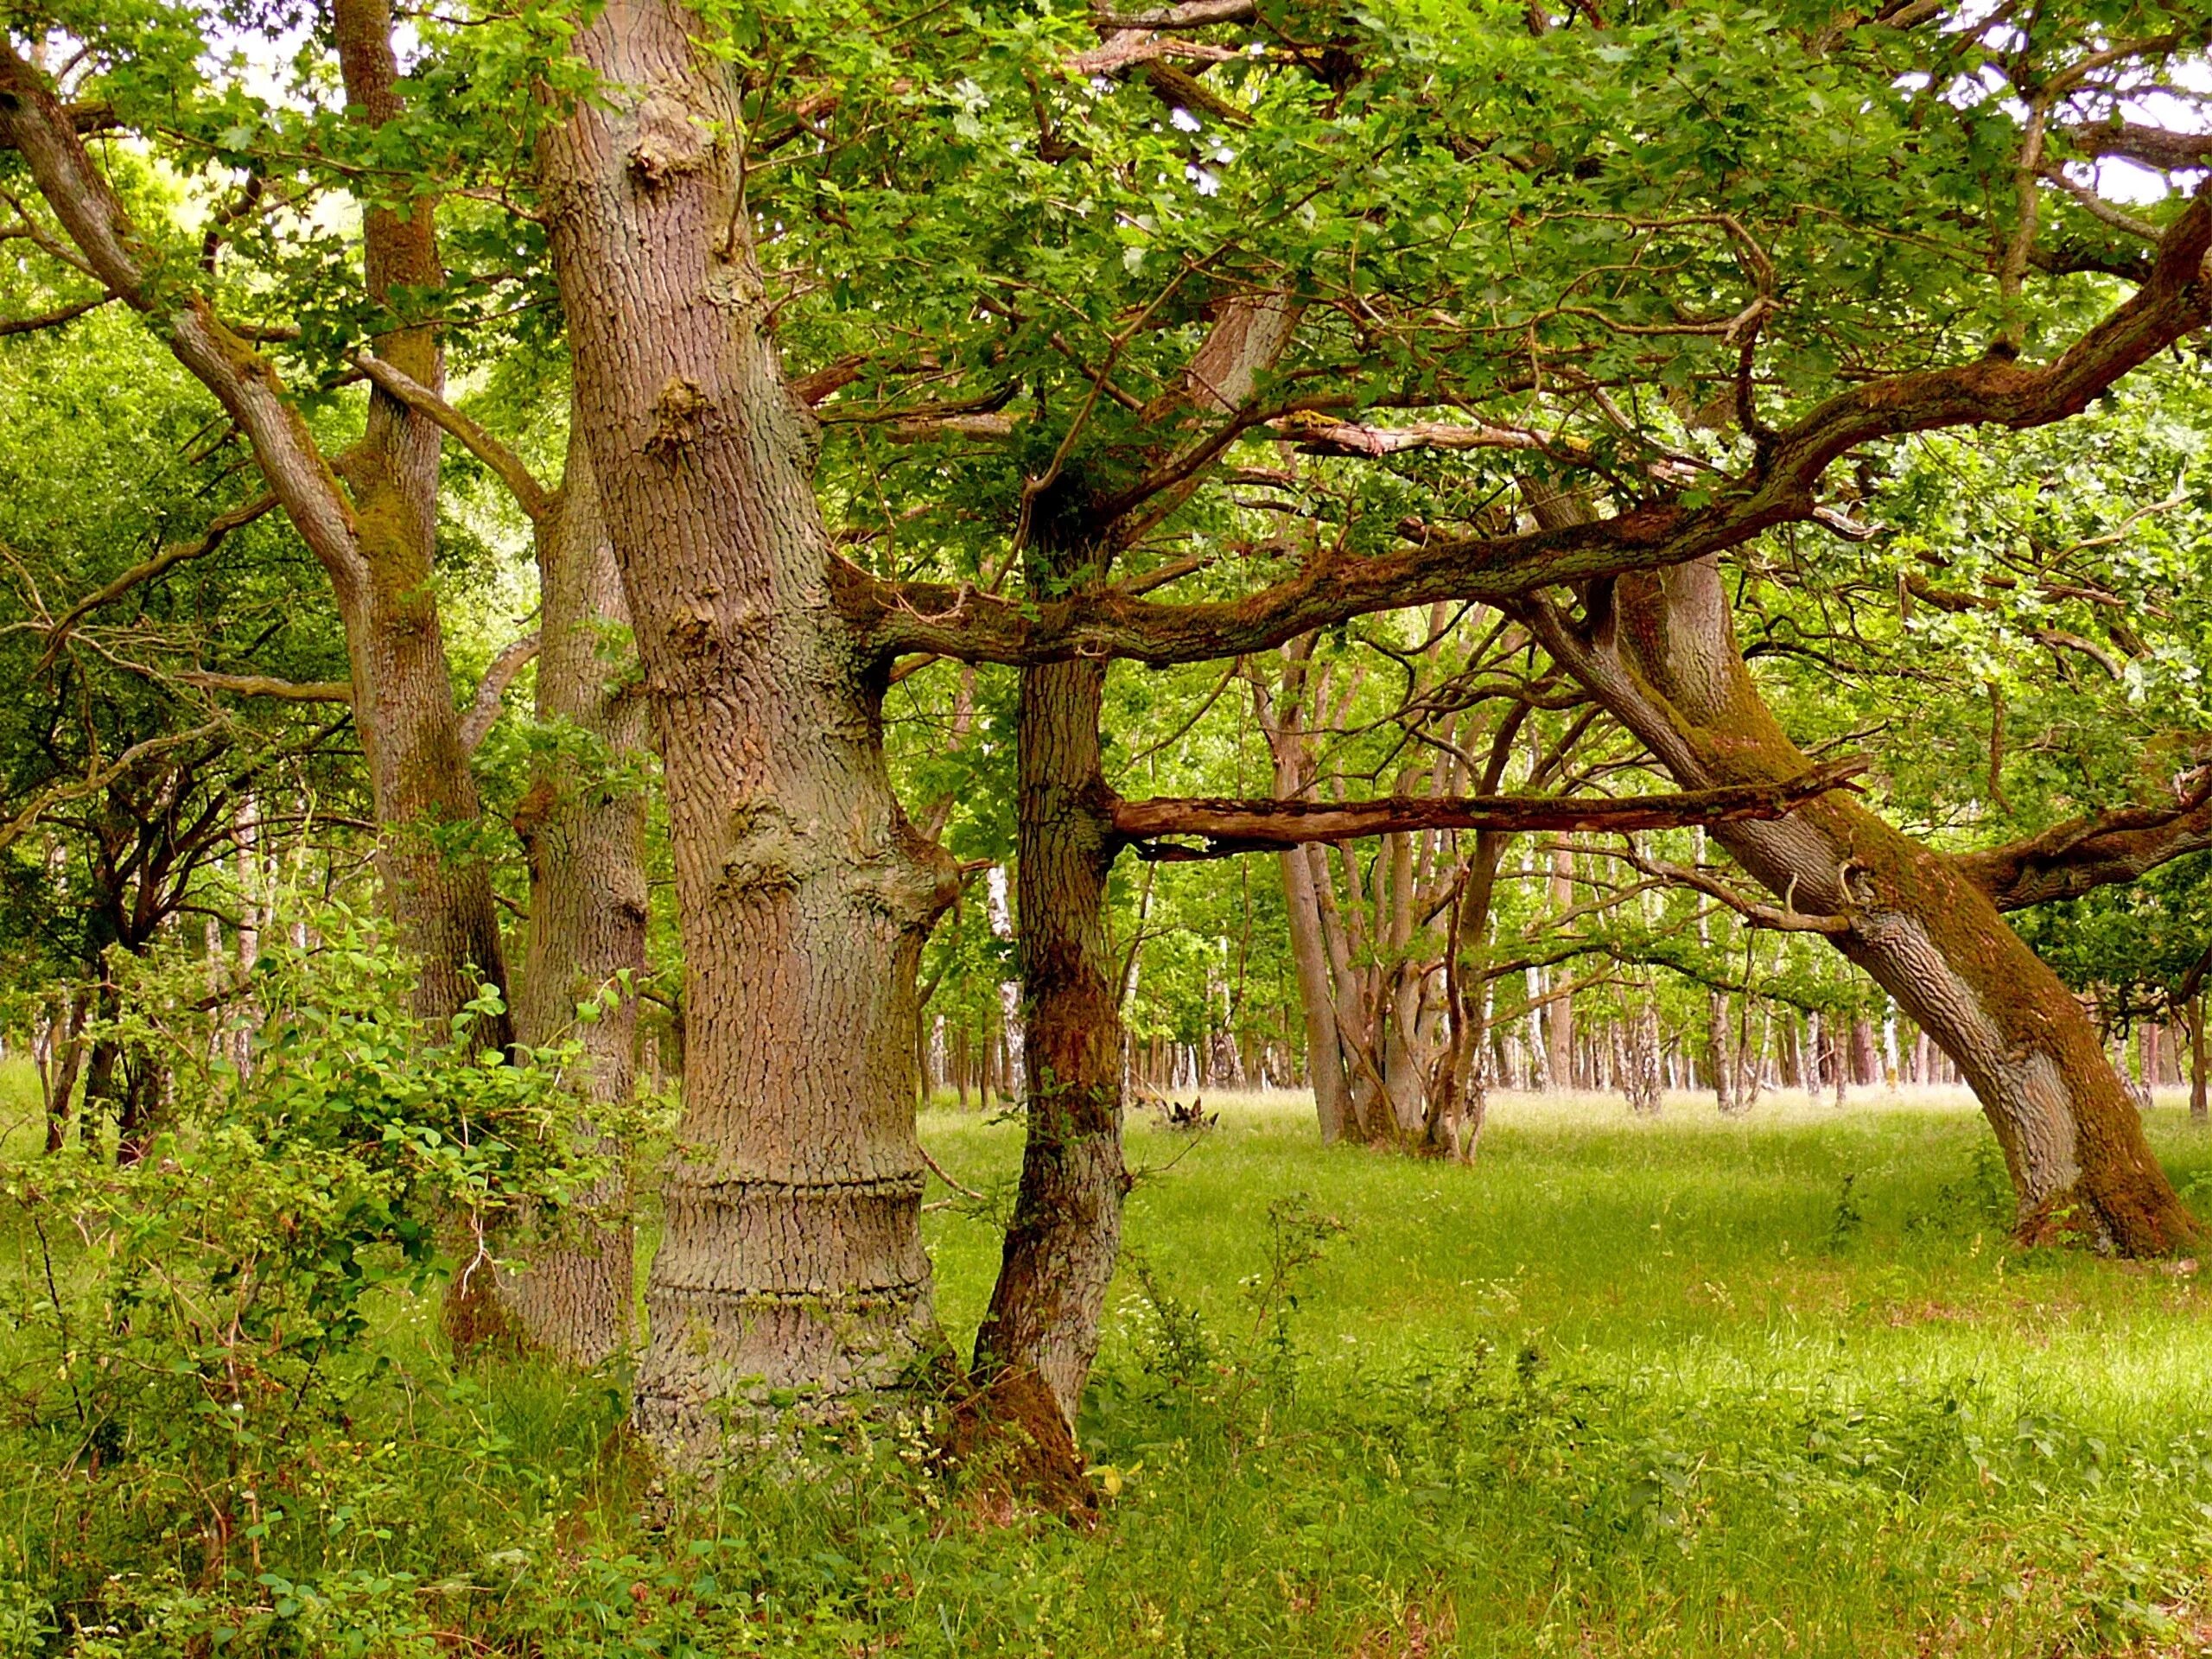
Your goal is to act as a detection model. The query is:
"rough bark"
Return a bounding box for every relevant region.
[967,296,1300,1473]
[1528,557,2204,1253]
[332,0,513,1046]
[497,430,651,1367]
[539,0,958,1454]
[970,628,1126,1457]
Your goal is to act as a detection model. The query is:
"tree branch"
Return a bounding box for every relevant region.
[354,353,555,523]
[1961,771,2212,911]
[0,46,365,591]
[458,632,543,753]
[0,722,225,857]
[2062,120,2212,173]
[172,671,354,702]
[35,493,279,673]
[1114,756,1866,859]
[0,291,111,335]
[837,192,2212,668]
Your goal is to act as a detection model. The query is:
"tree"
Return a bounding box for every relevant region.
[0,10,513,1039]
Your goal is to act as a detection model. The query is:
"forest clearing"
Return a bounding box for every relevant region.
[14,1080,2212,1654]
[4,0,2212,1649]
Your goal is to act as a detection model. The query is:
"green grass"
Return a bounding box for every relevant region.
[14,1087,2212,1655]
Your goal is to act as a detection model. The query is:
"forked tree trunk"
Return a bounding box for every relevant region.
[541,0,958,1454]
[970,639,1126,1472]
[496,431,651,1366]
[1535,558,2202,1252]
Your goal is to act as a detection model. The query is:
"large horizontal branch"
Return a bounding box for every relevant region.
[836,194,2212,669]
[2063,120,2212,173]
[1112,756,1866,860]
[1961,772,2212,910]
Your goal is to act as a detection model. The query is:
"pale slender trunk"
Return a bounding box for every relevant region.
[2190,997,2208,1124]
[542,0,957,1452]
[1534,558,2202,1251]
[41,988,88,1154]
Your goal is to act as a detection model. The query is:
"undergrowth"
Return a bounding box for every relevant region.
[8,1090,2212,1655]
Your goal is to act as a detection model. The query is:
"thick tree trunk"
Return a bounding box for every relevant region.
[1533,558,2202,1252]
[541,0,957,1455]
[334,0,512,1045]
[971,642,1126,1470]
[495,431,651,1367]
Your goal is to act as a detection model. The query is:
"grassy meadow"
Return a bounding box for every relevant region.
[12,1082,2212,1655]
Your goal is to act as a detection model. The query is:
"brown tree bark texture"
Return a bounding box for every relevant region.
[541,0,958,1453]
[971,644,1128,1443]
[500,431,651,1366]
[333,0,514,1044]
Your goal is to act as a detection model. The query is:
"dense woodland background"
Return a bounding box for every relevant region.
[3,0,2212,1649]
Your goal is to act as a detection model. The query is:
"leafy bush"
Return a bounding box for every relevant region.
[0,905,640,1648]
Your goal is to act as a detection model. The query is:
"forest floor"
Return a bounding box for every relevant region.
[13,1082,2212,1655]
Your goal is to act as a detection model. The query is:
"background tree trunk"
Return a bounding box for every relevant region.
[542,0,957,1455]
[333,0,512,1046]
[494,431,651,1367]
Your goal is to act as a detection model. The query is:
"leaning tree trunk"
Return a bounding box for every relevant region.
[1535,558,2202,1252]
[969,632,1126,1484]
[541,0,957,1455]
[493,430,651,1366]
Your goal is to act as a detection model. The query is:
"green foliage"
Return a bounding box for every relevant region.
[7,1096,2210,1652]
[0,906,642,1651]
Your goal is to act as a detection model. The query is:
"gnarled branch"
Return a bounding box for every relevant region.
[1961,771,2212,911]
[837,194,2212,669]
